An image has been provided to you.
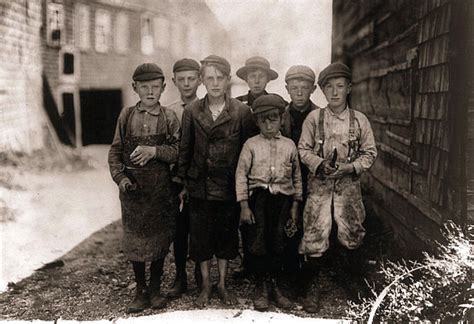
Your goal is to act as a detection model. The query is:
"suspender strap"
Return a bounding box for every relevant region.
[318,108,325,158]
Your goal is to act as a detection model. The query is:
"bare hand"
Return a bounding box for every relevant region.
[119,178,132,193]
[130,145,156,166]
[321,159,338,176]
[290,202,299,224]
[326,163,354,179]
[240,206,255,225]
[179,187,189,204]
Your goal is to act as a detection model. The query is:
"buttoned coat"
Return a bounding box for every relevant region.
[178,95,257,201]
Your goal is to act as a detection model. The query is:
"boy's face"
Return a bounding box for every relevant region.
[286,79,317,109]
[173,70,201,100]
[246,69,269,96]
[202,65,230,99]
[133,79,165,107]
[322,77,351,110]
[256,109,282,139]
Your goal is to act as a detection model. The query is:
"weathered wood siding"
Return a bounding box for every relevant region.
[332,0,472,251]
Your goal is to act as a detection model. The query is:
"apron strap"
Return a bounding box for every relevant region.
[347,108,361,162]
[318,108,325,158]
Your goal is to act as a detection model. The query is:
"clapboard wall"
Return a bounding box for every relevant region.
[332,0,473,251]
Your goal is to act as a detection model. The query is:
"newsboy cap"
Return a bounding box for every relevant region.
[173,58,200,73]
[133,63,164,81]
[252,94,286,115]
[317,62,352,87]
[285,65,316,84]
[200,55,231,76]
[236,56,278,81]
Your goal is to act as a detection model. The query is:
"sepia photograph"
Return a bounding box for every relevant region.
[0,0,473,323]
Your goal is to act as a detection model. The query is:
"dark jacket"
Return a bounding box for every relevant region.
[178,95,257,201]
[281,100,319,144]
[236,90,268,107]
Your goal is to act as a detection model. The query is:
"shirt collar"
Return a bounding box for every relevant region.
[179,96,199,107]
[259,131,282,140]
[136,102,161,115]
[326,105,349,120]
[290,101,312,114]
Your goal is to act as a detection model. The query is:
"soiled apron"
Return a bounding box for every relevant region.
[120,114,177,262]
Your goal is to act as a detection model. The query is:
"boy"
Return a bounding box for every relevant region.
[234,56,279,279]
[298,62,377,312]
[177,55,256,307]
[108,63,180,313]
[281,65,320,277]
[236,94,302,311]
[236,56,279,106]
[166,58,202,298]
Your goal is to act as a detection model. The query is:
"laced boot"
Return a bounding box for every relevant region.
[341,249,370,301]
[167,270,187,298]
[149,280,167,309]
[127,284,149,313]
[253,276,269,311]
[302,257,321,313]
[270,277,292,309]
[194,263,202,289]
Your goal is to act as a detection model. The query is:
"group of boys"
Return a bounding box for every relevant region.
[108,55,377,314]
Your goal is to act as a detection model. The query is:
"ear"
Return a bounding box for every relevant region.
[311,84,317,94]
[347,82,352,95]
[172,76,177,86]
[285,84,289,94]
[162,82,166,91]
[132,82,137,93]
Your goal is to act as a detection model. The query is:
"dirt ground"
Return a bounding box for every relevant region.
[0,209,393,321]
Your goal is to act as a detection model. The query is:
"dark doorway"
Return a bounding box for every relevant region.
[61,92,76,145]
[80,90,122,145]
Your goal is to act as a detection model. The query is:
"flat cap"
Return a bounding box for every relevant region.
[252,94,286,115]
[285,65,316,83]
[133,63,164,81]
[200,55,231,76]
[173,58,200,73]
[236,56,278,81]
[317,62,351,87]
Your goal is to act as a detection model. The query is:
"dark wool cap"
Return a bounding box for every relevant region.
[200,55,231,76]
[173,58,200,73]
[133,63,164,81]
[317,62,352,87]
[252,94,286,115]
[236,56,278,81]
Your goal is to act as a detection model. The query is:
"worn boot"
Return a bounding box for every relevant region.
[194,262,202,289]
[167,271,187,298]
[149,280,167,309]
[270,277,292,309]
[302,257,321,313]
[340,249,370,301]
[253,276,269,311]
[127,284,149,313]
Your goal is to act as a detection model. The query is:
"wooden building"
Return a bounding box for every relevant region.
[332,0,473,252]
[42,0,230,147]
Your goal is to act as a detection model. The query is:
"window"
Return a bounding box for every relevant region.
[74,4,90,50]
[95,9,111,53]
[46,1,65,47]
[141,15,153,55]
[115,12,129,54]
[154,16,170,49]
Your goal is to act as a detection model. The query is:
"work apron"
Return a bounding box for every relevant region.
[120,112,177,262]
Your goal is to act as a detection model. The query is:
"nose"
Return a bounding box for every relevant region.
[297,88,303,96]
[255,75,260,84]
[265,120,273,130]
[212,77,218,87]
[148,87,154,95]
[332,87,338,96]
[184,78,189,87]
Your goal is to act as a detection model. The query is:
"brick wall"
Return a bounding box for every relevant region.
[0,1,47,153]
